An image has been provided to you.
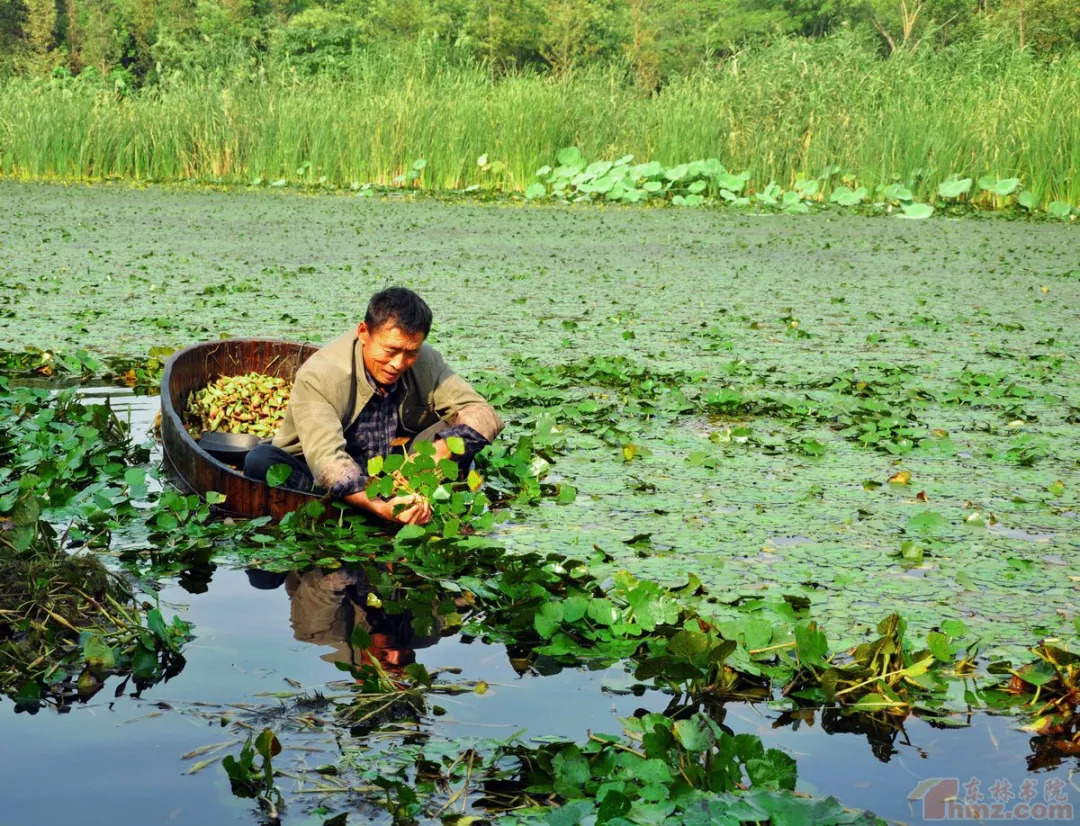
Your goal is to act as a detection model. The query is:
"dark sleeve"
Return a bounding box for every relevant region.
[434,423,490,466]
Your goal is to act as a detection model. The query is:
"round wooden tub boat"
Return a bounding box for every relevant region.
[160,338,321,520]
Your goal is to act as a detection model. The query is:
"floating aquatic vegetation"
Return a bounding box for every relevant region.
[0,383,191,710]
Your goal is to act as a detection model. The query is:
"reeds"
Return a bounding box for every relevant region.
[2,37,1077,204]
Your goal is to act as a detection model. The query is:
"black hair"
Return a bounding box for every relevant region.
[365,287,432,337]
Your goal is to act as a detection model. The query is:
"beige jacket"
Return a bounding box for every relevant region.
[273,330,503,491]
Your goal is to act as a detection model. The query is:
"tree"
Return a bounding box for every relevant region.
[713,0,845,45]
[464,0,546,69]
[539,0,623,74]
[625,0,659,90]
[851,0,973,52]
[992,0,1080,53]
[22,0,60,71]
[625,0,729,89]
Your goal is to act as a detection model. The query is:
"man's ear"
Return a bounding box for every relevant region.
[357,322,369,343]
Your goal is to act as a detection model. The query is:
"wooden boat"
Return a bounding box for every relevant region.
[160,338,322,520]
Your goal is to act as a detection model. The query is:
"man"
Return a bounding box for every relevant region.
[245,287,503,525]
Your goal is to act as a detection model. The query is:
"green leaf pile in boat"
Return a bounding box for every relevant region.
[184,372,291,437]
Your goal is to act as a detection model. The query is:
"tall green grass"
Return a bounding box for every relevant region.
[1,37,1078,205]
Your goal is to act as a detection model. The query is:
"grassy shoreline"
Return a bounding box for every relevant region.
[1,39,1078,207]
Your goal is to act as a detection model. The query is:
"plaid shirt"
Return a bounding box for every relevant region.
[334,367,488,497]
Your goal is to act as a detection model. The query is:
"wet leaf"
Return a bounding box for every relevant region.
[266,463,291,488]
[906,510,948,535]
[745,748,797,791]
[535,602,564,638]
[673,717,715,752]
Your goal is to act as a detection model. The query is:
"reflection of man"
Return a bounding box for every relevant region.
[245,287,503,525]
[247,567,439,669]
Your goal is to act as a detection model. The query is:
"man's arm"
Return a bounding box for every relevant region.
[425,349,504,458]
[289,369,429,524]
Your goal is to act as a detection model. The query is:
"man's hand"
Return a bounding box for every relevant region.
[431,439,454,464]
[387,494,432,526]
[342,488,432,525]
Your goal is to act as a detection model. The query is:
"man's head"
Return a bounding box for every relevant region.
[357,287,432,386]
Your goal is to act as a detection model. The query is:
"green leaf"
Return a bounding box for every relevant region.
[597,789,632,821]
[561,595,589,623]
[205,490,227,505]
[131,642,159,679]
[940,619,967,637]
[900,540,924,565]
[266,463,292,488]
[545,802,594,826]
[534,602,564,639]
[255,728,282,759]
[673,716,715,752]
[906,510,949,535]
[927,631,952,663]
[829,185,866,206]
[555,484,577,504]
[898,202,934,220]
[794,623,828,667]
[1047,201,1072,219]
[551,745,589,797]
[367,455,384,476]
[351,626,372,650]
[395,524,427,541]
[524,182,546,200]
[937,176,972,199]
[665,163,689,182]
[124,466,146,487]
[441,516,460,538]
[668,630,709,660]
[851,692,904,712]
[438,458,459,480]
[745,748,797,791]
[1017,190,1038,210]
[1015,660,1056,688]
[82,635,116,669]
[14,680,42,707]
[147,608,168,641]
[404,663,432,688]
[445,436,465,455]
[556,147,582,166]
[992,177,1021,197]
[587,598,618,626]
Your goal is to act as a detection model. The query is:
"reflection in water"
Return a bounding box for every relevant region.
[246,567,443,671]
[775,706,912,764]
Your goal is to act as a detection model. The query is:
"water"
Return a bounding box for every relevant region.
[2,388,1077,825]
[3,201,1079,825]
[2,559,1078,825]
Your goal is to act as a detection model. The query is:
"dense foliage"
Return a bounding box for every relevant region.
[2,34,1079,206]
[1,0,1078,84]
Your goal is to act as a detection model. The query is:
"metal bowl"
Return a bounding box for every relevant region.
[198,431,261,463]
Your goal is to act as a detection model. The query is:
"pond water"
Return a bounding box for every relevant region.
[2,560,1078,825]
[0,389,1072,825]
[3,183,1080,824]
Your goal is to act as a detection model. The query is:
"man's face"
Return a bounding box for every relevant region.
[358,321,425,386]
